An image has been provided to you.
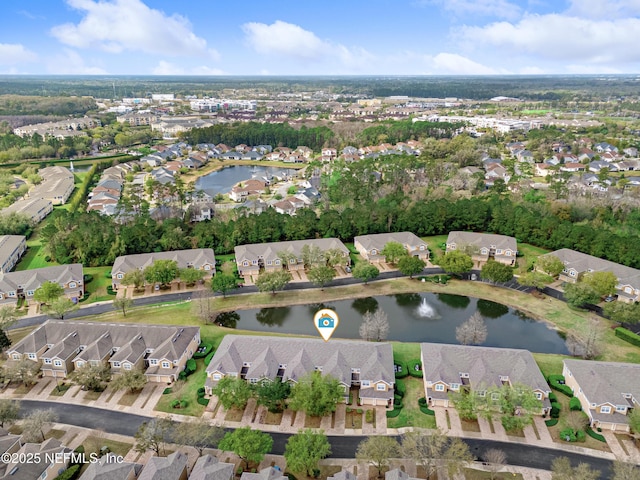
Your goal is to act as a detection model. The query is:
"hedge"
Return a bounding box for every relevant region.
[550,403,561,419]
[419,405,436,415]
[106,286,117,295]
[197,387,205,397]
[586,426,607,442]
[171,399,188,409]
[393,397,403,407]
[548,375,573,397]
[53,465,80,480]
[162,387,172,395]
[409,359,423,378]
[615,327,640,347]
[569,397,582,411]
[386,406,402,418]
[83,274,93,284]
[549,392,558,403]
[394,362,408,379]
[71,446,84,465]
[545,418,558,427]
[395,379,406,397]
[204,351,215,365]
[418,397,427,406]
[193,343,213,359]
[197,397,210,406]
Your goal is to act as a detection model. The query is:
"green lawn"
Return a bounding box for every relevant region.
[533,353,569,378]
[83,266,114,303]
[387,377,436,429]
[344,242,364,266]
[516,242,551,274]
[15,227,58,271]
[392,342,421,365]
[419,235,449,261]
[154,358,208,417]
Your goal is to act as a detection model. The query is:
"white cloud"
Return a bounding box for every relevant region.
[430,52,500,74]
[423,0,521,19]
[459,14,640,64]
[152,61,225,75]
[0,43,37,65]
[241,20,374,69]
[46,49,107,74]
[242,20,330,59]
[51,0,218,59]
[566,0,640,19]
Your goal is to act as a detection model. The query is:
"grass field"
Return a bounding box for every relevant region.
[387,377,437,429]
[71,277,640,364]
[15,226,58,271]
[154,357,208,417]
[420,235,449,261]
[83,266,114,302]
[515,242,551,274]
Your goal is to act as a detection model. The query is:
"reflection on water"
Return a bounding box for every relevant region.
[227,293,569,354]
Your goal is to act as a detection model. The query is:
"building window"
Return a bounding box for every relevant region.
[76,361,84,367]
[123,364,132,370]
[204,265,210,271]
[113,362,121,367]
[44,359,52,364]
[601,406,611,414]
[150,359,158,366]
[69,282,76,288]
[376,383,386,391]
[275,260,281,265]
[243,261,249,266]
[267,260,272,265]
[361,380,371,387]
[616,406,626,413]
[8,292,15,297]
[213,373,221,380]
[477,391,486,397]
[491,393,500,401]
[250,378,258,384]
[27,353,36,360]
[435,384,445,392]
[26,290,34,296]
[591,403,596,408]
[535,392,543,400]
[450,383,459,390]
[12,354,20,360]
[54,360,62,367]
[116,273,123,279]
[162,362,170,369]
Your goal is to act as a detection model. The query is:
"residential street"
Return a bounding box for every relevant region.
[18,400,614,477]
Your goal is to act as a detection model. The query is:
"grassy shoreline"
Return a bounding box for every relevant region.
[62,277,640,365]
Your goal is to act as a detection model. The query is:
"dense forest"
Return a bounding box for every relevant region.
[36,194,640,269]
[0,95,96,116]
[182,122,335,151]
[1,75,640,101]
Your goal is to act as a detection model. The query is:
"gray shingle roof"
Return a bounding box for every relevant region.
[328,472,357,480]
[112,249,215,279]
[208,335,394,388]
[563,359,640,408]
[446,231,517,253]
[240,467,287,480]
[0,264,83,301]
[138,451,188,480]
[542,249,640,292]
[421,343,549,393]
[354,232,428,257]
[8,320,199,368]
[189,455,234,480]
[234,238,349,268]
[79,453,141,480]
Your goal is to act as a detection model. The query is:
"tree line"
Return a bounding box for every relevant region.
[181,122,335,151]
[39,191,640,270]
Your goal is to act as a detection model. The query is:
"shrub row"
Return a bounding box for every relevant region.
[586,426,607,442]
[548,375,573,397]
[162,387,172,395]
[196,385,209,406]
[394,362,408,379]
[179,358,198,380]
[204,351,215,365]
[545,418,558,427]
[408,360,423,378]
[386,406,402,418]
[615,327,640,347]
[365,409,374,423]
[106,286,117,295]
[419,405,436,415]
[171,399,188,409]
[550,402,561,419]
[395,379,406,397]
[569,397,582,411]
[193,343,213,359]
[418,397,427,406]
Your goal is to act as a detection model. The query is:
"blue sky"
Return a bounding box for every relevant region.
[1,0,640,75]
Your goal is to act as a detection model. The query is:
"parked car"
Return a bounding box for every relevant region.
[605,295,616,302]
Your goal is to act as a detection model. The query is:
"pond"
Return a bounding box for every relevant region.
[220,293,569,354]
[194,165,298,194]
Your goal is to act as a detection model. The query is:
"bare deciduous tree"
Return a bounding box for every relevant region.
[359,309,390,342]
[456,312,488,345]
[21,409,58,443]
[567,317,603,359]
[192,287,215,323]
[484,449,506,480]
